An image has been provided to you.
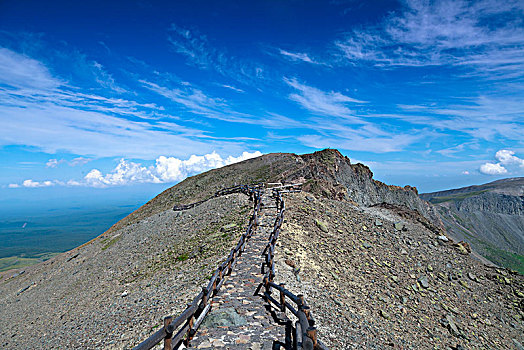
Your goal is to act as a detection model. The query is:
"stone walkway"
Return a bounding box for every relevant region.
[189,193,287,349]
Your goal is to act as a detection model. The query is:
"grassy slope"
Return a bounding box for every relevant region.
[0,253,59,272]
[429,190,488,204]
[438,206,524,274]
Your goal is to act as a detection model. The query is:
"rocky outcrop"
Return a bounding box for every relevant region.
[275,192,523,348]
[282,149,443,229]
[457,192,524,215]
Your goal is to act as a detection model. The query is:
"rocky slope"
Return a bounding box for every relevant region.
[420,178,524,273]
[275,192,523,349]
[0,149,522,349]
[0,194,251,348]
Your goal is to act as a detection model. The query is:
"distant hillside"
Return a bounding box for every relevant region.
[421,178,524,273]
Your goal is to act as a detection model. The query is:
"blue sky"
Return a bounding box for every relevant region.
[1,0,523,202]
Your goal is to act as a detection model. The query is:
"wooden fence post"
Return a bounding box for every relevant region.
[297,294,305,308]
[227,257,232,275]
[294,321,302,350]
[263,276,270,302]
[201,286,209,308]
[302,305,311,322]
[184,315,195,346]
[163,316,173,350]
[306,326,318,348]
[279,283,286,312]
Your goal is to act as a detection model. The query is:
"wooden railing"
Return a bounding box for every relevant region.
[134,185,263,350]
[258,186,329,350]
[133,182,328,349]
[172,183,262,211]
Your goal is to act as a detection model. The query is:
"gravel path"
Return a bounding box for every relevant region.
[190,193,287,349]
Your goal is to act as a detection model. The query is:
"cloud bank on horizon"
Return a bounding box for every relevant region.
[0,0,523,192]
[8,151,262,188]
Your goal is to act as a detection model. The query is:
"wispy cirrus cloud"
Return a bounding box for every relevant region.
[297,132,424,153]
[46,157,91,168]
[0,47,61,89]
[284,77,366,121]
[92,61,127,94]
[168,25,267,85]
[219,84,244,93]
[335,0,524,78]
[282,78,428,152]
[0,47,248,159]
[141,80,264,125]
[168,25,220,69]
[278,49,321,65]
[396,95,524,142]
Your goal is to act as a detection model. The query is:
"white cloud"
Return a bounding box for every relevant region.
[461,170,470,175]
[92,61,127,93]
[0,47,247,159]
[479,162,507,175]
[46,157,90,168]
[394,97,523,142]
[168,25,267,85]
[0,47,61,90]
[225,151,263,164]
[84,159,161,187]
[141,80,263,125]
[479,149,524,175]
[495,149,524,167]
[8,151,263,189]
[335,0,524,77]
[70,157,91,166]
[284,78,366,121]
[152,150,262,184]
[220,84,244,93]
[0,100,223,159]
[280,79,427,153]
[297,132,424,153]
[46,159,60,168]
[86,151,262,187]
[21,179,56,188]
[279,49,320,64]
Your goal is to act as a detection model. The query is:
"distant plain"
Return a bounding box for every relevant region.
[0,203,141,272]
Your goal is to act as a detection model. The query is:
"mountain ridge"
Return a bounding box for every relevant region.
[420,177,524,273]
[106,149,442,236]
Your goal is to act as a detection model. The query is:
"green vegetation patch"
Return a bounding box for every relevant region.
[482,245,524,275]
[0,252,59,272]
[0,256,39,272]
[430,190,488,204]
[176,252,190,262]
[101,235,121,250]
